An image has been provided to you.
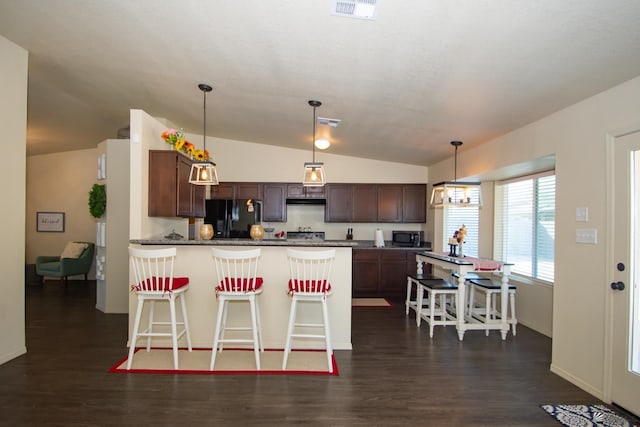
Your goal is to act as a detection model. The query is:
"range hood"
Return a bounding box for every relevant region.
[286,198,326,205]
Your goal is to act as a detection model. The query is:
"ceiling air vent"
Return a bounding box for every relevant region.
[332,0,379,20]
[318,117,341,128]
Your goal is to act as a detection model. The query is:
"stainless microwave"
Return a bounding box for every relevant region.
[392,230,423,247]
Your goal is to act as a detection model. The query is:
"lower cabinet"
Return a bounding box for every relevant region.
[352,249,429,298]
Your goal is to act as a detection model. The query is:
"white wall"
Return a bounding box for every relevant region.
[427,75,640,400]
[0,35,27,364]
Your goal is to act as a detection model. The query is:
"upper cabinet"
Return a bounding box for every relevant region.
[148,150,205,218]
[210,182,263,200]
[402,184,427,222]
[262,183,287,222]
[325,183,425,223]
[377,184,403,222]
[286,183,326,199]
[325,184,354,222]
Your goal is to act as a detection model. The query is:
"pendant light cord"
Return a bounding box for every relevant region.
[312,104,317,163]
[202,89,207,152]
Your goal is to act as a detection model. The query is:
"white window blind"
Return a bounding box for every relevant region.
[494,172,555,282]
[443,187,479,257]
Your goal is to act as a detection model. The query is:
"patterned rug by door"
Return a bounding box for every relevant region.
[541,404,636,427]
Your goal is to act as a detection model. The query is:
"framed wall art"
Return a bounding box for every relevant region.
[37,212,65,232]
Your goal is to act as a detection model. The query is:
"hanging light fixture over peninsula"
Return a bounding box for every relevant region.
[189,83,218,186]
[302,100,326,187]
[430,140,482,207]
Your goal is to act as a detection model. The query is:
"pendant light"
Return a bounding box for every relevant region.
[302,100,326,187]
[189,83,219,185]
[430,140,482,207]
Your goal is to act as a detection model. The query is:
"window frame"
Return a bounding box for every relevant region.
[493,170,556,284]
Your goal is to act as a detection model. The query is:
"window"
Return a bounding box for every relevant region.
[443,187,480,257]
[494,172,555,282]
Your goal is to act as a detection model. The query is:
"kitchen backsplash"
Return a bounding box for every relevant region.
[261,204,427,242]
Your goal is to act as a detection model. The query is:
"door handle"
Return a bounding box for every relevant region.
[610,281,625,291]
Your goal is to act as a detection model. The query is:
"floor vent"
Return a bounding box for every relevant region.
[332,0,379,20]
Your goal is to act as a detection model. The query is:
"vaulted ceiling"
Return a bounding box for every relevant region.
[1,0,640,165]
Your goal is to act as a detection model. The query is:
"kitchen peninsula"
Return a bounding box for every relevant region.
[128,238,358,351]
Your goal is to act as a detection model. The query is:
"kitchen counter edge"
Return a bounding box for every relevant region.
[130,239,359,247]
[130,239,430,250]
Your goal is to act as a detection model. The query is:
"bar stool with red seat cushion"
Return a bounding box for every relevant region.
[127,246,192,370]
[283,248,336,373]
[210,248,264,370]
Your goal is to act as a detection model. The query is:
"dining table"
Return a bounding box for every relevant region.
[415,251,513,340]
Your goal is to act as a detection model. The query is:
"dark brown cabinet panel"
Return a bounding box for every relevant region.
[325,184,353,222]
[287,183,326,199]
[209,183,235,199]
[402,184,426,222]
[352,250,379,296]
[377,184,403,222]
[379,251,408,294]
[148,150,205,218]
[262,183,287,222]
[353,184,378,222]
[236,183,263,200]
[353,249,427,297]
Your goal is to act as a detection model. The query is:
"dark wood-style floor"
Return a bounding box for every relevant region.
[0,280,623,426]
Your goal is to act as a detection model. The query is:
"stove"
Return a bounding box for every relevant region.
[286,231,326,241]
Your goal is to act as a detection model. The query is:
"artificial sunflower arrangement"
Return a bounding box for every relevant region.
[161,128,210,160]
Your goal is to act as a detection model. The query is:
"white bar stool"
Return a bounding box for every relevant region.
[210,248,264,370]
[416,278,458,338]
[283,248,336,373]
[405,272,444,325]
[467,278,517,336]
[128,246,192,370]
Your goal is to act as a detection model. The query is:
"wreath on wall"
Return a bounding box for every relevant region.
[88,184,106,218]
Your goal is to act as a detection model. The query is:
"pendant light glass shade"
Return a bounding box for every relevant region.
[189,83,219,185]
[189,161,218,185]
[303,162,326,186]
[430,141,482,207]
[302,100,326,187]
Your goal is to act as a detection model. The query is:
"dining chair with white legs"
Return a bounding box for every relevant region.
[210,248,264,370]
[128,246,192,370]
[283,248,336,373]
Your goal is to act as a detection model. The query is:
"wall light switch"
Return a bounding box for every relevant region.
[576,207,588,222]
[576,228,597,244]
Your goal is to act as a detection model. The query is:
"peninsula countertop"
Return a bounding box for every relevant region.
[129,238,431,250]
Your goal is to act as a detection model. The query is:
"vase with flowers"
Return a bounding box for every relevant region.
[161,128,211,161]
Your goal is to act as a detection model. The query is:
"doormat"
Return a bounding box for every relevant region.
[541,404,635,427]
[109,348,338,375]
[352,298,392,307]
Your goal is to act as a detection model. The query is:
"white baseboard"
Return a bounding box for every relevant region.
[550,363,605,401]
[0,346,27,366]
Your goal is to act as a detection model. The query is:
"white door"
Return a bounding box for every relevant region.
[612,130,640,415]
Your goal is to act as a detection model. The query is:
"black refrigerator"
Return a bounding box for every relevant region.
[204,199,261,238]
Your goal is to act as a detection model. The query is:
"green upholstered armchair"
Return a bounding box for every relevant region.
[35,242,95,289]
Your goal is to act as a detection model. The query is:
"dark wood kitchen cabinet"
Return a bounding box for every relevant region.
[377,184,403,222]
[286,183,326,199]
[352,248,431,297]
[353,184,378,222]
[352,249,379,296]
[210,182,263,200]
[148,150,205,218]
[325,184,353,222]
[402,184,426,222]
[262,183,287,222]
[326,183,425,223]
